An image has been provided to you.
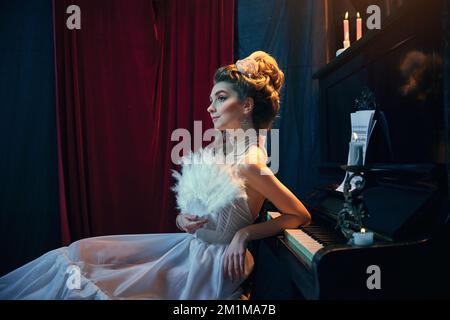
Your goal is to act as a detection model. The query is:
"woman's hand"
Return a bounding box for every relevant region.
[223,230,249,283]
[176,214,208,234]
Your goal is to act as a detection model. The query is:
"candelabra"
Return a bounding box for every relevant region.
[337,165,369,240]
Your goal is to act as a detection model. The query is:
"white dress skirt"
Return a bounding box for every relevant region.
[0,145,262,299]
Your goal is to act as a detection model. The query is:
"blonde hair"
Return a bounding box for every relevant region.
[213,51,285,130]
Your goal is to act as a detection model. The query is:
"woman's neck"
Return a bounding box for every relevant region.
[224,127,266,157]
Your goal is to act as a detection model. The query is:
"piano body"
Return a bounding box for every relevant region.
[249,0,450,299]
[250,164,448,299]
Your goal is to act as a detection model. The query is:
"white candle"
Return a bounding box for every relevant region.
[343,12,349,42]
[343,31,350,49]
[348,140,363,165]
[356,12,362,40]
[353,228,374,246]
[348,132,363,165]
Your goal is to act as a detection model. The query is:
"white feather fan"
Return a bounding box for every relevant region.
[171,147,248,218]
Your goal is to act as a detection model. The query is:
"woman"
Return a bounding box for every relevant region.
[0,51,311,300]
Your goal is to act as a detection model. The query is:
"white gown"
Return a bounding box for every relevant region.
[0,135,267,300]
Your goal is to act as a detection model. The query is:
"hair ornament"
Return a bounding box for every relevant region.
[235,58,259,78]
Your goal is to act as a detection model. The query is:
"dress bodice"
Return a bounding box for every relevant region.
[171,133,268,244]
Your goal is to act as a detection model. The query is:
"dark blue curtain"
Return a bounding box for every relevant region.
[235,0,327,197]
[0,0,60,275]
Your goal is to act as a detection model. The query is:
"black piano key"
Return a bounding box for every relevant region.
[300,226,347,245]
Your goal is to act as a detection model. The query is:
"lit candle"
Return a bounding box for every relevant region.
[353,228,374,246]
[343,11,349,42]
[356,12,362,40]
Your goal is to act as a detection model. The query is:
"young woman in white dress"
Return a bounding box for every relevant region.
[0,51,311,300]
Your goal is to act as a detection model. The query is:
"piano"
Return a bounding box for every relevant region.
[247,0,450,299]
[248,164,448,299]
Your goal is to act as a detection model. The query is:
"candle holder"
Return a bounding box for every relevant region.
[336,48,348,56]
[336,165,370,241]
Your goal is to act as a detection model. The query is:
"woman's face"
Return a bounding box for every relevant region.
[207,82,245,130]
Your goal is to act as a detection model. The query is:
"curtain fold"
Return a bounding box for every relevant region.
[53,0,235,243]
[0,0,60,275]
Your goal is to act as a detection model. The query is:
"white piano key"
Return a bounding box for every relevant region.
[285,229,324,257]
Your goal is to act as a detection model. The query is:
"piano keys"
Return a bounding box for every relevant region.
[284,229,323,266]
[284,225,348,268]
[268,211,347,268]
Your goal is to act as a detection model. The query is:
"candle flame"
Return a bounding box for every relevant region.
[357,12,360,18]
[361,228,366,233]
[345,11,349,19]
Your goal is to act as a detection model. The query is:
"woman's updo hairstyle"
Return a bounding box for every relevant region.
[213,51,285,130]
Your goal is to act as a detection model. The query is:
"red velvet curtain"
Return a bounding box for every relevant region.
[53,0,235,244]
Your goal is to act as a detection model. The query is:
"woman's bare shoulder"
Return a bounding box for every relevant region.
[241,144,268,166]
[237,145,272,181]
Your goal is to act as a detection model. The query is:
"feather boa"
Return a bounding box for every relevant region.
[171,147,248,218]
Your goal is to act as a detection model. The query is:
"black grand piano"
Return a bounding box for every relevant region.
[247,0,450,299]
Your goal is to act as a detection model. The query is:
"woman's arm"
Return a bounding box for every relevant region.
[237,159,311,242]
[223,150,311,282]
